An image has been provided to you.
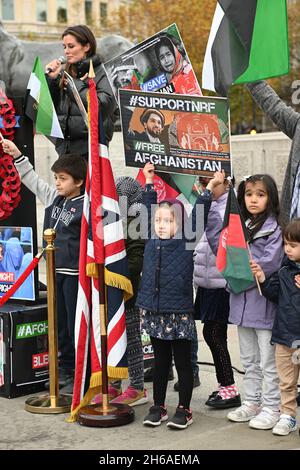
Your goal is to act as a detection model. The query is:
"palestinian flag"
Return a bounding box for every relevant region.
[25,57,64,138]
[136,170,198,205]
[216,186,253,293]
[202,0,289,96]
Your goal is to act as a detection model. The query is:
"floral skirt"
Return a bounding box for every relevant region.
[140,309,196,341]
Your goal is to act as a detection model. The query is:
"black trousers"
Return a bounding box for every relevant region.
[56,273,79,372]
[150,337,193,409]
[203,321,234,387]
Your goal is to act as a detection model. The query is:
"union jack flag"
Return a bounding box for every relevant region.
[70,72,133,421]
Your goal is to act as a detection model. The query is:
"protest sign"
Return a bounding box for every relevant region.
[104,23,201,100]
[119,89,231,177]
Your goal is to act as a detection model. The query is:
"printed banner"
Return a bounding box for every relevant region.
[0,226,35,301]
[11,309,48,386]
[119,89,231,177]
[104,23,201,100]
[141,328,154,369]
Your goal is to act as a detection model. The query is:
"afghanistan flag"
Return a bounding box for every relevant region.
[202,0,289,96]
[136,170,198,205]
[216,186,254,293]
[25,57,64,138]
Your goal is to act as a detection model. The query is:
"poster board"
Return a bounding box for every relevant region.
[104,23,201,100]
[119,89,231,177]
[0,226,35,301]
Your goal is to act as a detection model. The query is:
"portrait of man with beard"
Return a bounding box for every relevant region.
[126,108,165,146]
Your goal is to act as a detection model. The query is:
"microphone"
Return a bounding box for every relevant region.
[45,56,67,74]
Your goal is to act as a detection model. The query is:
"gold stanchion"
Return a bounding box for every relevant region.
[25,229,72,414]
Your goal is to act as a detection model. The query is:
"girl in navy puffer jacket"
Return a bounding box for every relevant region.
[138,163,200,430]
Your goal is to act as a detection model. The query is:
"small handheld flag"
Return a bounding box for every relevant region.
[216,186,254,293]
[25,57,64,138]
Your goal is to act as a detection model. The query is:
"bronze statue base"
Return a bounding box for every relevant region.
[24,393,72,414]
[77,403,135,427]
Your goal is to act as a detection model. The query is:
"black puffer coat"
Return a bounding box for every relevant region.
[261,259,300,348]
[47,54,117,156]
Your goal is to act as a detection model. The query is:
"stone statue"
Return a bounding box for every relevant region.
[0,23,133,96]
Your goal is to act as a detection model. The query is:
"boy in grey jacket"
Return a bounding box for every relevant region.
[1,138,86,392]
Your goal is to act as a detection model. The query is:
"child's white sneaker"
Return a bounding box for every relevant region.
[249,407,280,430]
[227,401,261,422]
[272,414,297,436]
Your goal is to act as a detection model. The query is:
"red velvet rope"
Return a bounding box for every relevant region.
[0,89,21,220]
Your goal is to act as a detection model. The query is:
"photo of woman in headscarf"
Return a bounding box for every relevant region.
[3,237,24,279]
[154,35,201,96]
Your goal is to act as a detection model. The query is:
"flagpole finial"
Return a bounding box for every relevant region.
[88,60,96,79]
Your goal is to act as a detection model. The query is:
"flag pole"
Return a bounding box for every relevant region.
[75,61,134,427]
[87,61,109,413]
[97,263,110,412]
[247,242,262,296]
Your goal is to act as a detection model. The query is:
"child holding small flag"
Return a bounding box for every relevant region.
[250,218,300,436]
[194,172,241,410]
[207,174,284,430]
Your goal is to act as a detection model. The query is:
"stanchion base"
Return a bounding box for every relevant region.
[77,403,135,427]
[24,394,72,414]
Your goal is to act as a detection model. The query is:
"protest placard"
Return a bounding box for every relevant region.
[104,23,201,101]
[64,71,88,128]
[0,226,35,301]
[119,89,231,177]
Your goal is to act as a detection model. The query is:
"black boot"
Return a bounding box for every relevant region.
[206,393,241,409]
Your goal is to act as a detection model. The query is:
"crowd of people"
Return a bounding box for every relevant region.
[0,23,299,437]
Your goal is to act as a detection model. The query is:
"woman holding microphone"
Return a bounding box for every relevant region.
[45,24,117,158]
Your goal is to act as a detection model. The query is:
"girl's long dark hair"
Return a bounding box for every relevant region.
[237,174,280,241]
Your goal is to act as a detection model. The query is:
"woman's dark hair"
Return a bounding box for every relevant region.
[62,25,97,56]
[283,218,300,243]
[51,154,87,183]
[237,174,280,240]
[61,25,97,82]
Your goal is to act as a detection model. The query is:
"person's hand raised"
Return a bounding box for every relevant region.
[206,170,226,192]
[1,138,22,159]
[143,163,155,184]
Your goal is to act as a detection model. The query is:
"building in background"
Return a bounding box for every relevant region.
[0,0,131,39]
